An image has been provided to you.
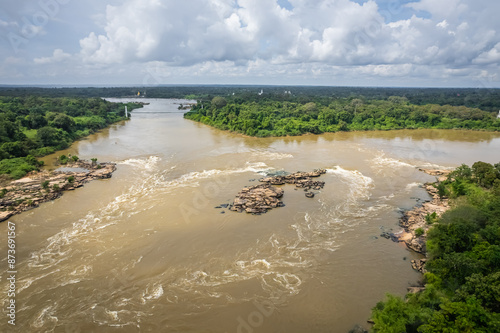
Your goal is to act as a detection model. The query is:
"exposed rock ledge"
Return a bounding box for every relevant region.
[0,160,116,222]
[229,170,326,214]
[395,168,452,273]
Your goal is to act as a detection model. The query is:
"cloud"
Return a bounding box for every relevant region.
[34,49,71,64]
[0,0,499,86]
[74,0,500,71]
[473,43,500,65]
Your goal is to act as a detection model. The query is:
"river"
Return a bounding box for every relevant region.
[1,98,500,332]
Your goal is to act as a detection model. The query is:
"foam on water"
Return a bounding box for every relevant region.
[141,284,164,303]
[31,305,58,329]
[162,162,270,188]
[372,154,415,169]
[15,158,383,326]
[417,162,455,170]
[23,156,275,303]
[405,182,423,191]
[251,151,294,160]
[117,155,161,171]
[326,166,374,203]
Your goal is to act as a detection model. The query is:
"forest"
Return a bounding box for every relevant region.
[184,95,500,137]
[371,161,500,332]
[0,96,142,180]
[2,85,500,111]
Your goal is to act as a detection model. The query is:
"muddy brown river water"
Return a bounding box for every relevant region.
[1,98,500,332]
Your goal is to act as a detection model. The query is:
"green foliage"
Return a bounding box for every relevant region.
[472,161,500,188]
[71,155,79,162]
[449,164,472,181]
[0,188,7,198]
[415,227,425,237]
[0,155,42,179]
[211,96,227,109]
[52,184,60,192]
[185,94,499,137]
[41,180,49,189]
[59,155,69,165]
[426,212,438,225]
[67,176,75,183]
[437,182,448,199]
[372,161,500,332]
[0,95,143,178]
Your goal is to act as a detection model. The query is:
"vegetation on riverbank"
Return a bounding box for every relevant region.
[371,161,500,332]
[184,95,500,137]
[0,96,142,179]
[2,86,500,112]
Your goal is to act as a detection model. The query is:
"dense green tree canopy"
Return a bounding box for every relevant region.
[185,95,500,137]
[0,96,142,179]
[372,161,500,332]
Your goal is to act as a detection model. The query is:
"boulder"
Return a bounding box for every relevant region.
[411,259,427,273]
[230,184,285,214]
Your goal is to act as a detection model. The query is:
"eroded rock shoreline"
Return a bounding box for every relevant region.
[394,169,452,274]
[0,160,116,222]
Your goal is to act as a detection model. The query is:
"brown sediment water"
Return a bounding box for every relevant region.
[1,98,500,332]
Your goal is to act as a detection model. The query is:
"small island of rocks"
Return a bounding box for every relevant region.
[228,169,326,214]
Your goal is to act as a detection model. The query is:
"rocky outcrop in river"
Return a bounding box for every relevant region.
[228,169,327,214]
[0,160,116,222]
[229,184,285,214]
[259,169,326,189]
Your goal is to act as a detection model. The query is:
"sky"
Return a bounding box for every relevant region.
[0,0,499,87]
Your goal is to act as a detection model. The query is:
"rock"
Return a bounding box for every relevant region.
[380,231,399,242]
[260,170,326,190]
[0,211,14,222]
[0,159,117,223]
[348,324,369,333]
[407,286,426,294]
[411,259,427,273]
[406,237,427,254]
[419,168,452,182]
[230,184,285,214]
[229,169,326,215]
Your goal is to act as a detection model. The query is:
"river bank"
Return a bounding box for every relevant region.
[396,169,452,275]
[0,160,116,222]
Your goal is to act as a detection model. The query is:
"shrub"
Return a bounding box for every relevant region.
[67,176,75,183]
[415,228,425,237]
[59,155,69,165]
[71,155,79,162]
[41,180,49,189]
[426,212,438,225]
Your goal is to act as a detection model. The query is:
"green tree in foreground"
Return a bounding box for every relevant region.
[371,161,500,332]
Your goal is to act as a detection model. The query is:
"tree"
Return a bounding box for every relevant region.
[51,113,75,132]
[472,161,500,188]
[35,126,68,147]
[302,102,318,113]
[449,164,472,181]
[211,96,227,109]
